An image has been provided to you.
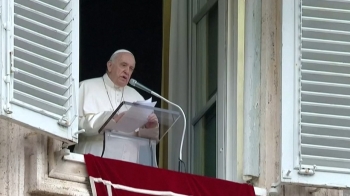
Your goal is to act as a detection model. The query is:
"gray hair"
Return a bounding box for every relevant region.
[109,49,132,62]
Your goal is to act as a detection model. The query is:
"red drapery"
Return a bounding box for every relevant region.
[84,154,255,196]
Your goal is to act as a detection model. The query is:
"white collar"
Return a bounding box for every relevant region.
[103,73,123,90]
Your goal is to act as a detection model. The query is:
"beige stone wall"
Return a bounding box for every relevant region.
[258,0,282,191]
[0,119,89,196]
[0,119,30,196]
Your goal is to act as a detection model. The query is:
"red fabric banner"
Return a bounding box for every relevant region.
[84,154,255,196]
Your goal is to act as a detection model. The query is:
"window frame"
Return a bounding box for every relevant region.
[188,0,239,181]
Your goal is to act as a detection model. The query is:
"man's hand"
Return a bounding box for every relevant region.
[113,112,125,122]
[145,113,158,129]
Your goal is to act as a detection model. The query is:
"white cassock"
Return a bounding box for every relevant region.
[74,73,158,163]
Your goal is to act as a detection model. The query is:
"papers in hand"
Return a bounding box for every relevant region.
[134,98,156,107]
[107,98,157,133]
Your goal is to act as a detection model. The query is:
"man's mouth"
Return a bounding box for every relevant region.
[121,76,128,80]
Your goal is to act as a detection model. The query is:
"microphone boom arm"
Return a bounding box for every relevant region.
[129,78,187,172]
[150,91,187,172]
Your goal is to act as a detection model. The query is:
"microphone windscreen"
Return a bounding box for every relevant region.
[129,78,137,86]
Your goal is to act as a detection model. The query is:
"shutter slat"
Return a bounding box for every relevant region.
[302,80,350,95]
[14,14,68,41]
[14,36,69,62]
[302,91,350,99]
[302,101,350,110]
[303,5,350,14]
[303,16,350,32]
[302,144,350,154]
[301,144,350,164]
[302,112,350,130]
[302,71,350,85]
[302,155,350,170]
[302,69,350,78]
[303,27,350,36]
[14,46,68,74]
[302,123,350,138]
[302,134,349,149]
[301,48,350,56]
[302,112,350,120]
[15,25,69,52]
[39,0,70,10]
[303,0,350,9]
[302,122,350,131]
[302,37,350,46]
[303,16,350,24]
[14,57,69,84]
[15,0,70,20]
[302,133,350,142]
[13,90,67,115]
[302,91,350,106]
[15,69,69,95]
[303,6,350,24]
[14,79,69,106]
[14,3,69,31]
[302,37,350,53]
[301,59,350,74]
[302,80,350,89]
[302,27,350,43]
[302,59,350,66]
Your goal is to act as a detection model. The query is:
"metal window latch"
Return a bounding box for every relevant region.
[298,165,316,176]
[3,105,12,114]
[282,169,292,179]
[58,115,69,127]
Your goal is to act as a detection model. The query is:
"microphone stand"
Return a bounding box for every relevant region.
[150,91,187,172]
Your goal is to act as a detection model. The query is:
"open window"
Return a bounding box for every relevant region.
[281,0,350,188]
[0,0,80,144]
[187,0,240,181]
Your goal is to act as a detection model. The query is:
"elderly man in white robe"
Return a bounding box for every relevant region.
[74,49,159,163]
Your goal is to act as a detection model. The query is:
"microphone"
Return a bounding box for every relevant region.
[129,78,187,172]
[129,79,152,94]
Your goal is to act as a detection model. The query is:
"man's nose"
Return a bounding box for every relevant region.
[123,68,130,75]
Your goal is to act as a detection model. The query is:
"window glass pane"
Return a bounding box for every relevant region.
[195,3,218,111]
[193,103,216,177]
[197,0,208,11]
[207,4,218,99]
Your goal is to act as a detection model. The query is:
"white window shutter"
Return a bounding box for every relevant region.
[281,0,350,188]
[0,0,79,144]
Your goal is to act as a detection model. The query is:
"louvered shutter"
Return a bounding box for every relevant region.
[281,0,350,188]
[0,0,79,144]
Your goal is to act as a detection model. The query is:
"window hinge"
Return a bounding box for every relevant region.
[298,165,316,176]
[2,22,8,31]
[3,75,10,83]
[9,52,18,73]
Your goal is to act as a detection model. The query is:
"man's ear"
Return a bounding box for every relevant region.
[106,61,112,72]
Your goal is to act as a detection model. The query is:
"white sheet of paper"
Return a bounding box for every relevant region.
[106,98,157,133]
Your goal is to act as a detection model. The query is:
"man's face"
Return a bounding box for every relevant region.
[107,52,135,87]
